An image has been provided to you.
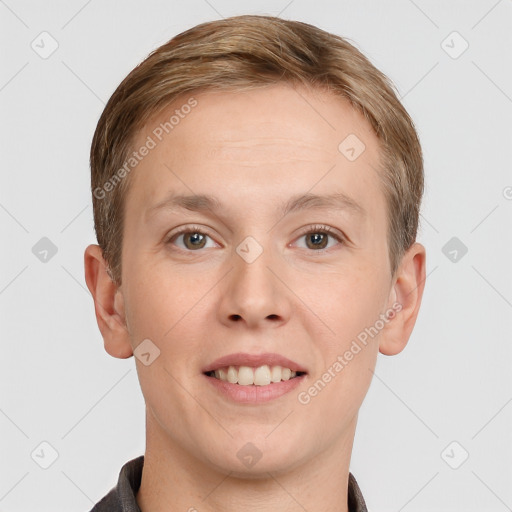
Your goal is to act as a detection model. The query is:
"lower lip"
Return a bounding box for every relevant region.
[204,374,306,403]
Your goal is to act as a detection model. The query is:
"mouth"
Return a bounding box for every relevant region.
[204,365,307,386]
[202,352,308,397]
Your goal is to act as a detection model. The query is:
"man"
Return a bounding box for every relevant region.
[85,14,426,511]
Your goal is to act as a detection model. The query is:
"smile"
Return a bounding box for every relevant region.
[204,365,306,386]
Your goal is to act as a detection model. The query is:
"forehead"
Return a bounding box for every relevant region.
[126,82,384,218]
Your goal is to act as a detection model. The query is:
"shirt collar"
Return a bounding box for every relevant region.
[91,455,368,512]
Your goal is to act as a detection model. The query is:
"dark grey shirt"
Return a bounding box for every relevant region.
[89,455,368,511]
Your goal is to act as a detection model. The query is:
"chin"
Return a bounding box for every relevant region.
[202,435,308,478]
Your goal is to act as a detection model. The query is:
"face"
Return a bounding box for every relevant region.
[116,82,398,476]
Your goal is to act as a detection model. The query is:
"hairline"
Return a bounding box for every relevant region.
[112,81,400,283]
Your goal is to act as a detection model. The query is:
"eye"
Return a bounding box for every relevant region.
[293,224,345,251]
[166,224,345,253]
[166,226,217,251]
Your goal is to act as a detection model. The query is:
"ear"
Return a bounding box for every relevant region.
[84,244,133,359]
[379,242,426,356]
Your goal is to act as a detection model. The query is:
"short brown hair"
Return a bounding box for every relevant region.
[90,14,423,286]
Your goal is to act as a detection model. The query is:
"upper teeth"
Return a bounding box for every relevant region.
[213,365,298,386]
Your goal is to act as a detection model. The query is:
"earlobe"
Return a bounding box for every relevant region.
[84,244,134,359]
[379,242,427,356]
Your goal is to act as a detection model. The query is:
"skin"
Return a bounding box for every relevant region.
[85,82,426,512]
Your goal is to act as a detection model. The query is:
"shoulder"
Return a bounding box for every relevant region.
[89,487,120,512]
[88,455,144,512]
[348,472,368,512]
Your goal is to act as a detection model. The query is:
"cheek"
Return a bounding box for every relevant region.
[294,265,388,405]
[296,262,389,339]
[304,345,377,432]
[123,251,205,337]
[297,276,383,421]
[124,267,211,422]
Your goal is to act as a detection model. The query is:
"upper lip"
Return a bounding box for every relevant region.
[202,352,308,374]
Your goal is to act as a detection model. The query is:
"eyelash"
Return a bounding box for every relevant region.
[166,224,345,253]
[294,224,345,252]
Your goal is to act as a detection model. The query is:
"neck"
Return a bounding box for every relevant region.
[136,409,357,512]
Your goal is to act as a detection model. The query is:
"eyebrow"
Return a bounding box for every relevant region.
[145,191,366,221]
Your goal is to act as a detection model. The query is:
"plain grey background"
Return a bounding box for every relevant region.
[1,1,511,511]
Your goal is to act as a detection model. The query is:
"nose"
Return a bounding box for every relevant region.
[216,238,292,329]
